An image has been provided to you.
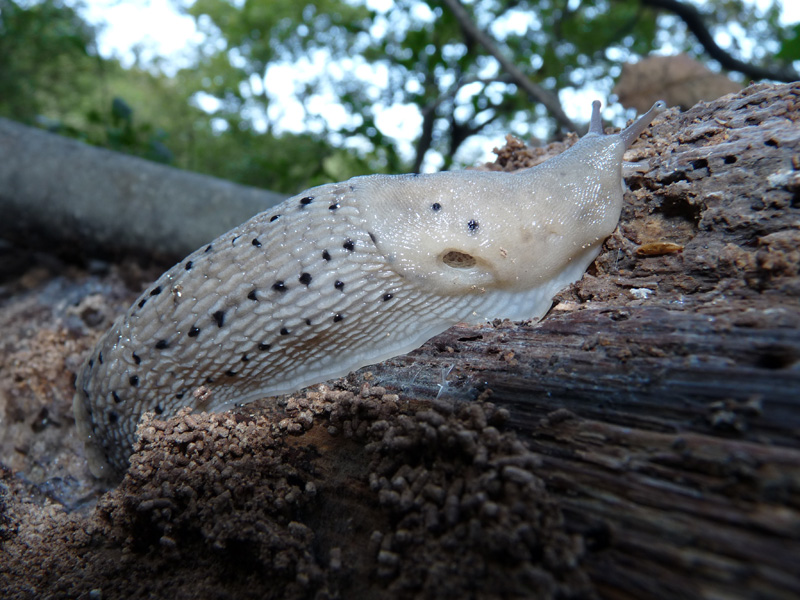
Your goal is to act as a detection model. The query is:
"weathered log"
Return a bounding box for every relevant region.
[0,117,285,263]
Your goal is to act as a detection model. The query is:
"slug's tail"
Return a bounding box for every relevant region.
[72,388,116,479]
[620,100,667,149]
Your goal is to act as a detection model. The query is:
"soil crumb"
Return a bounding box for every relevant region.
[1,385,591,599]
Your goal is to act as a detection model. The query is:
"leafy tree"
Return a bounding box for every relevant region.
[179,0,798,172]
[1,0,796,192]
[0,0,356,192]
[0,0,100,125]
[0,0,187,163]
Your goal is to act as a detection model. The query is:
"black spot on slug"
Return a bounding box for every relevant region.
[132,352,141,365]
[88,359,94,368]
[212,310,226,327]
[188,326,200,338]
[322,250,331,261]
[154,404,164,415]
[431,202,441,211]
[138,298,147,309]
[108,411,118,425]
[175,392,184,400]
[333,314,344,323]
[129,375,139,387]
[270,214,281,222]
[112,391,121,404]
[343,239,355,251]
[185,261,193,271]
[252,238,262,247]
[241,354,250,362]
[98,352,103,364]
[300,196,314,207]
[205,377,214,384]
[226,370,237,377]
[205,244,213,253]
[467,219,479,233]
[150,286,162,296]
[305,318,312,325]
[334,280,344,291]
[272,281,287,293]
[368,232,377,244]
[155,339,169,350]
[248,290,258,301]
[383,293,394,301]
[299,272,312,286]
[231,235,241,245]
[329,203,340,210]
[258,343,271,351]
[280,327,290,335]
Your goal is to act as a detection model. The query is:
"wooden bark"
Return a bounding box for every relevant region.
[370,307,800,598]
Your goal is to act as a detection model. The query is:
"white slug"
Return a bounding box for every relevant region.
[74,100,666,477]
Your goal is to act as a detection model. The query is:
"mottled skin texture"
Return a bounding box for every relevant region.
[74,101,666,477]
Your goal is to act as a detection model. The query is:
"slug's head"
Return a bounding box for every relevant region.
[358,100,666,296]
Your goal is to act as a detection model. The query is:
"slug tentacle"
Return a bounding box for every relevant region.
[588,99,604,135]
[74,100,665,478]
[620,100,667,148]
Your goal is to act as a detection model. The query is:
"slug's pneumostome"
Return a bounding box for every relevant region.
[74,100,666,477]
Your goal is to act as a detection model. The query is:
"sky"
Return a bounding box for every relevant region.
[83,0,201,71]
[79,0,800,168]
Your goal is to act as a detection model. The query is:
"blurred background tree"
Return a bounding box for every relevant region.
[0,0,797,193]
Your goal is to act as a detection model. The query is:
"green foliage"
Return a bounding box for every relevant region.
[0,0,99,124]
[0,0,184,164]
[182,0,795,172]
[0,0,366,193]
[777,23,800,62]
[0,0,795,191]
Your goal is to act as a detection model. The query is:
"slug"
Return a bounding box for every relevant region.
[74,100,666,477]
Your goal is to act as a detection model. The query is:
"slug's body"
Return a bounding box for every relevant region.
[74,101,666,477]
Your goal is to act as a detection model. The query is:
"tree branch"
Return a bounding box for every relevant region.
[412,75,515,172]
[412,100,439,173]
[440,0,577,132]
[639,0,798,82]
[446,110,500,169]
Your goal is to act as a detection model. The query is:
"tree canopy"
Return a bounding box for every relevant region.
[1,0,797,192]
